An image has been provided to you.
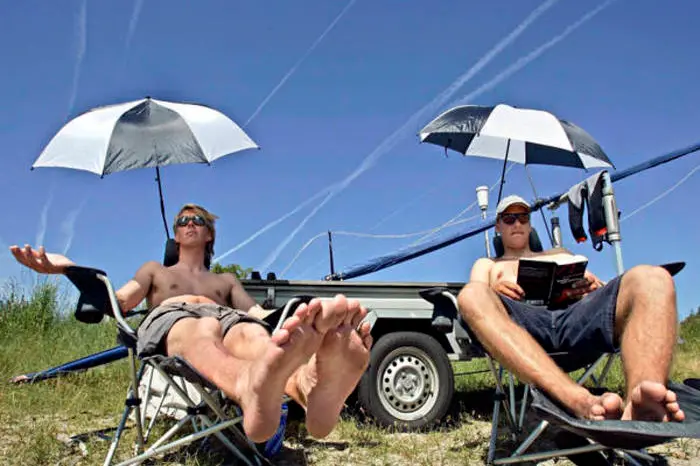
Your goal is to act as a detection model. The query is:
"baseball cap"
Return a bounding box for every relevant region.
[496,195,530,215]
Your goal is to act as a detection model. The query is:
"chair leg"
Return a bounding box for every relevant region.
[126,350,145,452]
[593,354,617,388]
[103,402,136,466]
[486,356,521,465]
[113,416,259,466]
[104,356,146,466]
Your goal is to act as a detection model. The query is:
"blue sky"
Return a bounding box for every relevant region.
[1,0,699,320]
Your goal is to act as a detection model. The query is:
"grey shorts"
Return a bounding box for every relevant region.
[136,302,270,358]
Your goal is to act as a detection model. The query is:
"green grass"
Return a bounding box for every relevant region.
[1,281,699,465]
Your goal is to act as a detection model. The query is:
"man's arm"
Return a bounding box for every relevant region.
[10,245,157,315]
[469,257,494,284]
[470,256,524,300]
[114,261,160,314]
[226,274,261,314]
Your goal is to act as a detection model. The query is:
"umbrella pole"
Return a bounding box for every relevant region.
[496,140,511,205]
[524,166,554,246]
[155,166,171,239]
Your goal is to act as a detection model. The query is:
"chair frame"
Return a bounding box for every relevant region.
[64,265,304,466]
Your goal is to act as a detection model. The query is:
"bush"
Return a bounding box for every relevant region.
[0,279,62,337]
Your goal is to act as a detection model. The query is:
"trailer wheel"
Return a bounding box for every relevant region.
[357,331,454,430]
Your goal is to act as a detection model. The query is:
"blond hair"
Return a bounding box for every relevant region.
[173,203,219,258]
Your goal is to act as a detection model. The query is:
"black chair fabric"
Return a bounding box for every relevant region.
[492,228,544,258]
[163,238,211,269]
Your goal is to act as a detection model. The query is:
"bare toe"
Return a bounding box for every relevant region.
[313,295,349,334]
[572,391,623,420]
[348,302,368,328]
[622,381,683,422]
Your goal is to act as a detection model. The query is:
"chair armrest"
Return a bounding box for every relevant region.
[64,266,136,338]
[419,287,459,333]
[263,295,316,332]
[419,286,458,308]
[659,261,685,277]
[64,265,113,318]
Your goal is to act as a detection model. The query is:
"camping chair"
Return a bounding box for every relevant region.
[63,242,313,466]
[421,224,700,464]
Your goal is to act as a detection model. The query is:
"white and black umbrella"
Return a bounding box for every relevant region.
[419,104,614,203]
[32,97,259,237]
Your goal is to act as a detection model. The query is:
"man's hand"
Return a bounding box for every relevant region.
[491,271,525,300]
[561,271,604,301]
[9,244,75,274]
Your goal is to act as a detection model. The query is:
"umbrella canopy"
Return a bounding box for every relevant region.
[419,103,615,249]
[33,97,259,175]
[32,97,259,237]
[419,104,614,170]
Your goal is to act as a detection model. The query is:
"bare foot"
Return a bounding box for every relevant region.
[301,298,373,438]
[570,391,624,420]
[227,300,329,442]
[621,381,685,422]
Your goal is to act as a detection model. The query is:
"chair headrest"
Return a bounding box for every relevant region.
[492,228,544,258]
[163,238,211,269]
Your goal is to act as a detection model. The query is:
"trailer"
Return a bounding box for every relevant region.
[242,275,475,430]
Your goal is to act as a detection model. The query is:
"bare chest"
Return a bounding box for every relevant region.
[149,269,232,306]
[490,260,519,283]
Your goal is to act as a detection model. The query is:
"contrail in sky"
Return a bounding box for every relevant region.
[66,0,87,118]
[212,187,331,264]
[61,200,87,256]
[124,0,144,61]
[449,0,619,108]
[36,188,54,248]
[255,0,560,271]
[244,0,358,127]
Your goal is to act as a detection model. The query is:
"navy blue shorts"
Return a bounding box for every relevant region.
[498,274,623,369]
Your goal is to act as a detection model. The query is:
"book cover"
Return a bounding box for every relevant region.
[516,255,588,307]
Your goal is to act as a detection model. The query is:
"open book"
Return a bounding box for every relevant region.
[516,254,588,307]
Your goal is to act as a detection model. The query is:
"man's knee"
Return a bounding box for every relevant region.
[616,265,676,333]
[166,317,223,356]
[457,282,501,323]
[236,322,270,341]
[622,265,675,299]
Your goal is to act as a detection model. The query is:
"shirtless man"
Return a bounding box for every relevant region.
[9,203,373,443]
[457,195,685,423]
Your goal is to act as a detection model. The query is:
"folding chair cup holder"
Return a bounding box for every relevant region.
[419,228,700,465]
[64,263,310,466]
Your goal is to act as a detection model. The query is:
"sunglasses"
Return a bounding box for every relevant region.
[499,213,530,225]
[176,215,208,227]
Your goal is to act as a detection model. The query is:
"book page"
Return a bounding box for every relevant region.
[521,252,587,266]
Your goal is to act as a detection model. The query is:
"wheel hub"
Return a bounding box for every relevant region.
[378,350,436,418]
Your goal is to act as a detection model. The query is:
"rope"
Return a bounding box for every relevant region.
[280,212,490,277]
[620,162,700,222]
[524,165,553,245]
[409,163,516,246]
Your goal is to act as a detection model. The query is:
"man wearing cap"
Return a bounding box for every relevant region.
[457,194,684,423]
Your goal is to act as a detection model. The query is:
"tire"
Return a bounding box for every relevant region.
[356,331,454,430]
